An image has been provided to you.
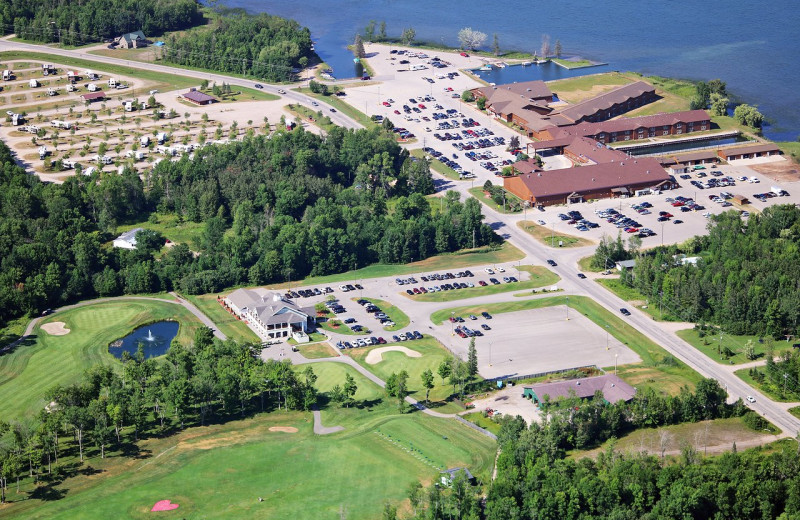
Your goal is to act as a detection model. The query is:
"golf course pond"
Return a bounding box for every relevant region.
[108,320,179,359]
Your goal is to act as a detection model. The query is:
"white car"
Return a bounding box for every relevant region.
[746,396,756,403]
[277,89,286,94]
[537,220,546,225]
[496,267,505,273]
[484,268,495,275]
[311,101,318,106]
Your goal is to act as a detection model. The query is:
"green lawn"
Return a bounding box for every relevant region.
[116,213,206,250]
[460,411,503,435]
[215,86,279,102]
[430,295,702,395]
[468,187,522,214]
[293,87,377,128]
[306,361,384,402]
[518,220,594,248]
[595,278,673,321]
[288,332,328,346]
[0,299,202,420]
[286,103,338,132]
[551,58,596,69]
[777,141,800,163]
[346,338,458,408]
[1,403,496,520]
[789,406,800,420]
[183,293,260,344]
[319,318,366,336]
[406,265,560,303]
[0,51,199,93]
[578,255,605,273]
[676,328,793,365]
[410,148,462,180]
[294,342,337,360]
[296,242,524,286]
[354,297,410,331]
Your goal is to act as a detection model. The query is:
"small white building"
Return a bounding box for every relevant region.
[615,259,636,271]
[113,228,143,249]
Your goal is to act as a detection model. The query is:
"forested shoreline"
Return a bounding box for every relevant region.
[0,126,500,329]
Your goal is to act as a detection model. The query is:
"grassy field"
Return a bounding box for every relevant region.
[0,51,199,93]
[790,406,800,420]
[354,297,410,331]
[570,417,779,460]
[547,72,633,103]
[578,255,605,273]
[461,411,503,434]
[0,400,496,520]
[0,299,202,420]
[595,278,673,321]
[552,58,596,69]
[676,328,794,365]
[346,338,459,409]
[734,367,799,403]
[296,242,525,286]
[406,265,560,303]
[409,148,462,180]
[518,220,595,247]
[777,141,800,163]
[117,213,205,249]
[430,295,702,394]
[183,293,260,344]
[293,87,376,128]
[286,103,338,132]
[295,342,338,360]
[468,187,522,214]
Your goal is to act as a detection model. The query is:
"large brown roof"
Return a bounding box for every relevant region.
[564,136,629,164]
[524,374,637,404]
[183,90,217,104]
[475,80,553,101]
[509,157,669,199]
[555,81,655,123]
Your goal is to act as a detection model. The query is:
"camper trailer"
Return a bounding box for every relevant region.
[87,83,99,92]
[94,155,113,165]
[66,84,76,93]
[156,132,167,144]
[10,113,23,126]
[123,100,134,112]
[25,125,40,134]
[83,166,96,176]
[38,146,48,159]
[42,64,55,75]
[107,78,117,88]
[140,135,150,147]
[66,71,76,81]
[51,120,71,130]
[29,79,39,88]
[2,70,11,81]
[61,159,75,169]
[47,87,57,97]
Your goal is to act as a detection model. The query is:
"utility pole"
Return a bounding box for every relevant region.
[605,325,610,350]
[472,228,476,249]
[566,296,570,321]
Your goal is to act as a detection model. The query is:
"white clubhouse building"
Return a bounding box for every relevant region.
[224,288,315,342]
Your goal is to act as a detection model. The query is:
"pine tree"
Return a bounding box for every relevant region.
[467,338,478,378]
[354,34,365,59]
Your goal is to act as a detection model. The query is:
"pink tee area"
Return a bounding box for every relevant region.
[151,500,180,512]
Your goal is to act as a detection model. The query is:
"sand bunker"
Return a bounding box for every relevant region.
[269,426,298,433]
[365,346,422,365]
[41,321,70,336]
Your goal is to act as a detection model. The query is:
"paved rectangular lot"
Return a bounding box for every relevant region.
[440,305,640,380]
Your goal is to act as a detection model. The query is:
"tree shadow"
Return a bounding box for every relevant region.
[0,334,37,358]
[29,484,68,502]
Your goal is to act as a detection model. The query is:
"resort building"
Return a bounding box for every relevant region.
[553,81,657,126]
[81,91,105,103]
[505,156,671,207]
[717,143,782,161]
[224,289,315,341]
[116,30,148,49]
[536,109,712,143]
[523,374,637,406]
[112,228,144,249]
[182,89,217,105]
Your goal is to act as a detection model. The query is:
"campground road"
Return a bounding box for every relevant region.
[0,40,363,131]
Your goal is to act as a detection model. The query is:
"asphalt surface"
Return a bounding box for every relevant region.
[2,39,798,439]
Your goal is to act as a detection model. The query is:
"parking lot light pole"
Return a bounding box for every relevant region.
[489,341,493,367]
[566,296,570,321]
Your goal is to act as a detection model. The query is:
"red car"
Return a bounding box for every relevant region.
[382,101,391,107]
[671,201,684,207]
[394,110,400,115]
[460,52,469,57]
[418,104,426,109]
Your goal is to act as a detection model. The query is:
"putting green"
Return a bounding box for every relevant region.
[0,299,203,420]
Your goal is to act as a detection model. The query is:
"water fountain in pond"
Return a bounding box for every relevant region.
[108,321,180,360]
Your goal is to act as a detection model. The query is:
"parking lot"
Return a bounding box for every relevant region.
[437,305,640,380]
[345,44,525,181]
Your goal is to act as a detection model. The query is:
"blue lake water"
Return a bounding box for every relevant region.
[232,0,800,141]
[108,321,179,360]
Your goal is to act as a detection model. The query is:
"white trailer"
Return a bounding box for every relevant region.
[83,166,96,176]
[11,113,22,126]
[771,185,786,196]
[87,83,99,92]
[38,146,48,159]
[123,100,134,112]
[61,159,75,169]
[107,78,117,87]
[95,155,113,165]
[140,135,150,147]
[25,125,40,134]
[47,87,57,96]
[51,120,71,129]
[29,79,39,88]
[66,84,76,92]
[156,132,167,144]
[2,70,11,80]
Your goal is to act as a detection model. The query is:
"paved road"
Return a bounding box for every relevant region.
[311,408,344,435]
[0,39,363,131]
[2,295,226,355]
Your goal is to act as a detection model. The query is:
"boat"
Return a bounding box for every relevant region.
[353,57,360,64]
[110,340,123,348]
[478,64,493,71]
[496,62,507,68]
[321,73,336,81]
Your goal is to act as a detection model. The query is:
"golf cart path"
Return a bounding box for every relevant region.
[312,408,344,435]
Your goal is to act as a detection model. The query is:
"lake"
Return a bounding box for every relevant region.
[108,321,179,360]
[232,0,800,141]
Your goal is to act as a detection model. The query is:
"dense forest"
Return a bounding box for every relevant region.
[0,328,321,502]
[162,11,314,82]
[597,206,800,337]
[1,0,201,45]
[0,126,499,328]
[485,418,800,520]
